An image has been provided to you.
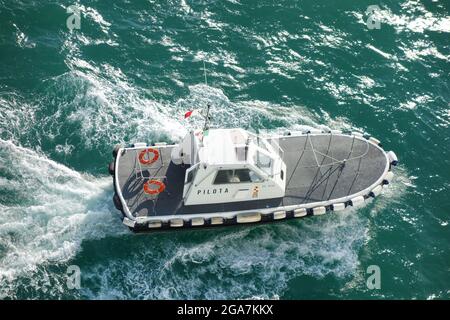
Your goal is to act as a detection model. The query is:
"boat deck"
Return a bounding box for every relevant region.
[115,134,388,218]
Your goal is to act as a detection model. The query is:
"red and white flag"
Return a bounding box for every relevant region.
[184,109,200,119]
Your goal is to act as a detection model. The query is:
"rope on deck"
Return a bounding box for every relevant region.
[288,132,371,205]
[306,132,370,168]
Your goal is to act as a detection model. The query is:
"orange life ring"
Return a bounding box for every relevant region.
[138,148,159,165]
[143,180,165,195]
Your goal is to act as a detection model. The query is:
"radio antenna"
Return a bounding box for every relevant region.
[203,60,211,131]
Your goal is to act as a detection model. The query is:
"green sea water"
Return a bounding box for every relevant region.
[0,0,449,299]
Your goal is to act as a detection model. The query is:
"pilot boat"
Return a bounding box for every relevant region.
[108,107,398,232]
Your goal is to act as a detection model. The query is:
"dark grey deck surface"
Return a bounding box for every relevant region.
[117,135,387,217]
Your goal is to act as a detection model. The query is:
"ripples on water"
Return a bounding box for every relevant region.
[0,0,448,299]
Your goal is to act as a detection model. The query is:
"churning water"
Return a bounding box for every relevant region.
[0,0,449,299]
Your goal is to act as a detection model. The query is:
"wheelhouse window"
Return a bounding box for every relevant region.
[186,165,198,184]
[254,151,272,175]
[213,169,262,184]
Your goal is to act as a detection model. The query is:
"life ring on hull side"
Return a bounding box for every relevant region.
[143,180,165,195]
[138,148,159,165]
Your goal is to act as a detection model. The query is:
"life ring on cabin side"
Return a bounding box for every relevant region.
[138,148,159,165]
[143,180,165,195]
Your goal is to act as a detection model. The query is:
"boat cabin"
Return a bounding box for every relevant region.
[171,128,287,205]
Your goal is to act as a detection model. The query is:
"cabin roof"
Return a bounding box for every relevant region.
[198,128,251,165]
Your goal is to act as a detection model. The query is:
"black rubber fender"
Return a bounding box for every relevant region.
[112,144,122,158]
[108,161,115,175]
[113,193,123,210]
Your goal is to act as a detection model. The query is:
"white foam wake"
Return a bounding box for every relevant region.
[0,139,125,298]
[79,210,366,299]
[3,53,353,157]
[79,165,411,300]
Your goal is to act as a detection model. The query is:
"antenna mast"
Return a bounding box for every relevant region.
[203,61,211,131]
